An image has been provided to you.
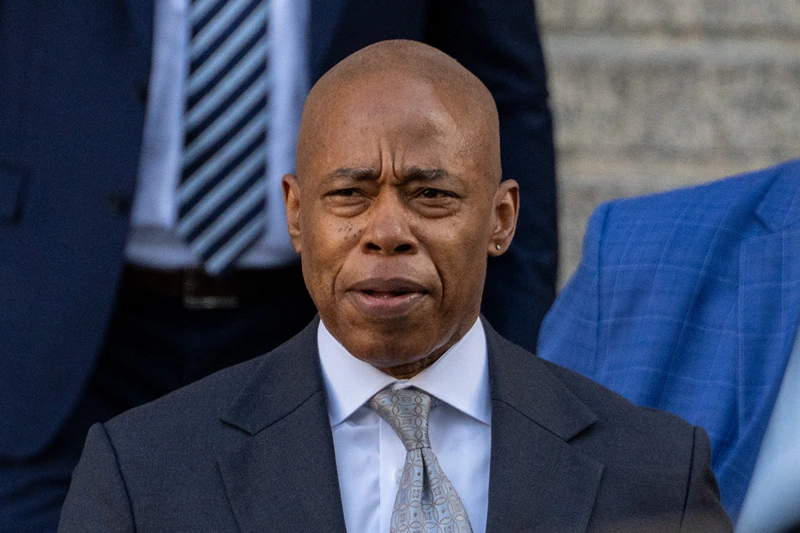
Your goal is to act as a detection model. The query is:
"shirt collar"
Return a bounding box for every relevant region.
[318,318,491,427]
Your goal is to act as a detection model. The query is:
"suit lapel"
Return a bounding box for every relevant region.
[213,316,607,531]
[483,321,603,532]
[736,165,800,502]
[308,0,348,81]
[122,0,155,52]
[216,319,348,533]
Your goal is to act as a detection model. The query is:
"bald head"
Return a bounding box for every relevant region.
[296,40,501,183]
[307,40,496,114]
[282,39,519,377]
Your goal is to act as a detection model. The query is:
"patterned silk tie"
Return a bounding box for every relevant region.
[178,0,269,275]
[370,388,473,533]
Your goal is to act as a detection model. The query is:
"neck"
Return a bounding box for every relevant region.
[377,349,447,379]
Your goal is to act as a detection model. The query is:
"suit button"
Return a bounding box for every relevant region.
[108,193,132,216]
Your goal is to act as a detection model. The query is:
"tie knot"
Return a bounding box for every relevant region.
[370,388,432,451]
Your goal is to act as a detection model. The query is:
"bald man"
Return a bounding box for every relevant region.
[58,41,730,533]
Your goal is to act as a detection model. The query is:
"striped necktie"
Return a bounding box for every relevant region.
[371,388,474,533]
[177,0,270,275]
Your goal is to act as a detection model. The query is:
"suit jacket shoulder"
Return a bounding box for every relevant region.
[593,162,785,257]
[486,325,731,532]
[60,319,347,533]
[538,159,800,519]
[539,158,800,384]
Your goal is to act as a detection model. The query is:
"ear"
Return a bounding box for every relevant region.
[282,174,303,253]
[487,179,519,257]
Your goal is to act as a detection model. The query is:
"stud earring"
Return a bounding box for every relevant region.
[495,244,502,251]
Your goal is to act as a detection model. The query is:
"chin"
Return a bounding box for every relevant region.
[322,305,454,366]
[342,335,430,368]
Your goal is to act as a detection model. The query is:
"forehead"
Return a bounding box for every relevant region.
[332,74,459,122]
[304,75,473,173]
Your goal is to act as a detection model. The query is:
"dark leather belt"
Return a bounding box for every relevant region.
[120,263,303,309]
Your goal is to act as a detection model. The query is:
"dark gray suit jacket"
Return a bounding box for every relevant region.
[58,319,731,532]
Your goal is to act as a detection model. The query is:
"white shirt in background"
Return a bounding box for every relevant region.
[126,0,310,269]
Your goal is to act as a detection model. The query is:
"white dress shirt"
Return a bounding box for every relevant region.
[736,321,800,533]
[126,0,310,269]
[318,319,492,533]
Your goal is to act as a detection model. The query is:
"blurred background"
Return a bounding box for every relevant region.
[537,0,800,284]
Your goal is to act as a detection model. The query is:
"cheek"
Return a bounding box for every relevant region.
[337,220,360,241]
[301,216,364,292]
[428,225,488,299]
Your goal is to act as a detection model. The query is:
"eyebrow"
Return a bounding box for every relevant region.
[323,166,463,185]
[403,166,450,182]
[404,167,469,190]
[325,167,380,182]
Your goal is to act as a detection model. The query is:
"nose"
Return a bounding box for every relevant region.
[361,192,417,254]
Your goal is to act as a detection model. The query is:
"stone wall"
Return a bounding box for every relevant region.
[537,0,800,284]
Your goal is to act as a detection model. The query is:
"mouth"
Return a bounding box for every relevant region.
[347,278,429,319]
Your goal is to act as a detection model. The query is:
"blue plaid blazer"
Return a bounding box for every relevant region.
[539,159,800,521]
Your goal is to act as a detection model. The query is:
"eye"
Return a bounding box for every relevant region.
[418,188,453,199]
[323,187,371,216]
[410,187,461,218]
[323,187,371,201]
[327,188,362,197]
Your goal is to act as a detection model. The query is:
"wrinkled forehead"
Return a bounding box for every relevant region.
[297,71,491,178]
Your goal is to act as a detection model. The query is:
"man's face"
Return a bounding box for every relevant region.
[284,74,516,373]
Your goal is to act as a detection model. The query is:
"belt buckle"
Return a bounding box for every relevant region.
[181,270,241,310]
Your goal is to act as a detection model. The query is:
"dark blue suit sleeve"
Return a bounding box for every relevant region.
[425,0,557,352]
[58,424,135,533]
[538,202,611,376]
